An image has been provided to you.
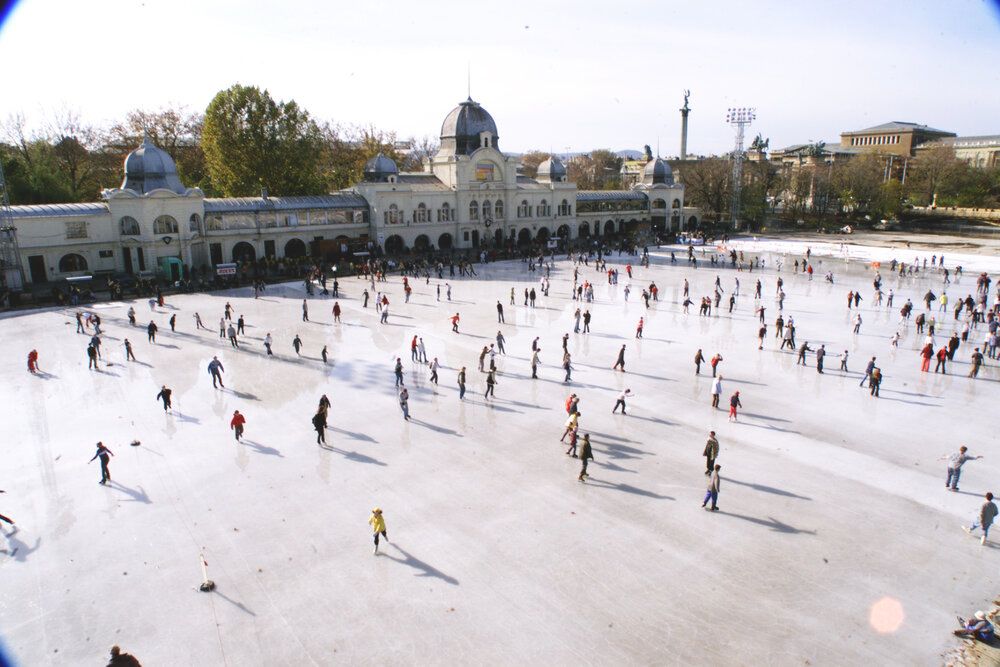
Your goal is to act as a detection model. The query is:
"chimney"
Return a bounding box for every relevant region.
[261,187,269,200]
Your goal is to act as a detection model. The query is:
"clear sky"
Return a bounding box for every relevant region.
[1,0,998,156]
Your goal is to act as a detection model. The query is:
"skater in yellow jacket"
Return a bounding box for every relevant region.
[369,508,388,554]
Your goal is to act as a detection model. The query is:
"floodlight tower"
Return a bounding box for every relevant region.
[726,107,755,229]
[0,160,24,293]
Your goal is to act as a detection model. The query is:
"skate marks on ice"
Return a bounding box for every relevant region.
[380,544,459,586]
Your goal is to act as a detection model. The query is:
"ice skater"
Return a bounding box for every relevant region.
[399,386,410,420]
[147,320,157,343]
[429,358,439,384]
[943,446,982,491]
[963,492,998,546]
[728,391,742,422]
[394,358,404,387]
[302,299,309,322]
[702,464,721,510]
[322,345,329,364]
[293,335,303,356]
[612,388,633,414]
[313,409,327,445]
[230,410,246,441]
[89,442,114,485]
[711,375,723,408]
[577,434,593,482]
[369,508,388,554]
[155,385,172,412]
[26,349,39,374]
[264,333,273,356]
[703,431,719,475]
[612,345,626,372]
[208,356,225,388]
[485,369,497,398]
[457,366,467,400]
[694,349,704,375]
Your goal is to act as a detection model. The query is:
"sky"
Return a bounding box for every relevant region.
[1,0,999,156]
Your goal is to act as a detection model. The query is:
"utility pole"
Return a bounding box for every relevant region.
[0,159,25,295]
[726,107,755,230]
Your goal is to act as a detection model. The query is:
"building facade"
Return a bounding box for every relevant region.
[9,99,697,286]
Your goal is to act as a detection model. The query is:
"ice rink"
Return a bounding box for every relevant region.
[2,239,998,665]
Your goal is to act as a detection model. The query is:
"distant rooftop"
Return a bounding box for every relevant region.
[204,194,368,214]
[9,202,109,219]
[844,121,953,135]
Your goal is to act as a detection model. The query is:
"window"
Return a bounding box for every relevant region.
[384,204,401,225]
[207,215,224,231]
[537,199,551,217]
[65,221,88,239]
[438,203,452,222]
[416,203,428,222]
[558,199,571,216]
[672,199,681,209]
[463,231,470,241]
[119,216,140,235]
[475,162,495,181]
[482,200,492,219]
[153,215,178,235]
[189,213,201,233]
[518,200,530,218]
[495,200,504,219]
[59,253,87,272]
[469,200,479,221]
[98,249,114,259]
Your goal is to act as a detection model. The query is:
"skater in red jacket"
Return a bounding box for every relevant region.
[27,349,39,373]
[230,410,246,441]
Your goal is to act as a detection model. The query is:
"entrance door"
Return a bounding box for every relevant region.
[27,255,46,283]
[471,230,479,248]
[122,247,134,275]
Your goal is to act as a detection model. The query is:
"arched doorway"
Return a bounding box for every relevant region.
[517,228,532,246]
[579,222,590,238]
[536,227,550,242]
[284,238,307,258]
[671,212,680,230]
[384,235,405,254]
[604,220,616,236]
[686,216,698,230]
[557,224,570,241]
[414,234,430,251]
[59,253,88,273]
[494,229,503,245]
[437,233,452,250]
[232,242,256,263]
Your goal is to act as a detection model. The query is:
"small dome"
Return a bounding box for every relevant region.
[642,157,674,186]
[536,156,566,182]
[438,98,499,156]
[121,137,187,194]
[363,153,399,182]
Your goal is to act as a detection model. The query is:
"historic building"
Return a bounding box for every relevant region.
[9,99,697,286]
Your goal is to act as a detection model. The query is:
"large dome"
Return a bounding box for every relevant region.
[121,136,187,194]
[438,97,499,156]
[642,157,674,186]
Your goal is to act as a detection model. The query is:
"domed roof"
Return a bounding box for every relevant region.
[642,157,674,186]
[536,156,566,182]
[121,136,187,194]
[438,98,499,156]
[363,153,399,182]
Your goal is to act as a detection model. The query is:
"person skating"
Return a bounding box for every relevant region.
[291,335,302,356]
[264,333,273,356]
[711,375,723,408]
[230,410,246,441]
[321,345,329,364]
[934,346,948,373]
[757,324,767,350]
[237,315,245,335]
[224,302,233,320]
[497,300,505,323]
[429,357,439,384]
[451,313,460,333]
[815,344,826,373]
[155,385,172,412]
[26,349,39,374]
[728,391,742,422]
[394,357,404,387]
[563,351,573,383]
[457,366,467,400]
[89,442,114,485]
[963,492,998,545]
[969,348,984,378]
[710,353,723,377]
[920,341,933,372]
[219,318,225,339]
[208,356,225,388]
[530,347,541,379]
[612,344,626,372]
[302,299,309,322]
[147,320,157,343]
[332,302,341,323]
[636,317,644,339]
[860,356,876,387]
[577,434,593,482]
[796,342,812,365]
[87,343,98,370]
[702,464,721,510]
[583,310,591,333]
[485,369,497,398]
[703,431,719,476]
[127,307,136,326]
[612,388,633,414]
[369,508,388,554]
[869,367,882,397]
[124,339,136,362]
[694,349,705,375]
[839,350,849,372]
[565,428,579,457]
[943,446,982,491]
[227,324,238,348]
[313,409,327,445]
[169,313,176,332]
[561,411,580,442]
[418,338,427,363]
[496,331,506,355]
[399,386,410,419]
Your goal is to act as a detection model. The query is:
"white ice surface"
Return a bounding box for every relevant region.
[2,240,999,666]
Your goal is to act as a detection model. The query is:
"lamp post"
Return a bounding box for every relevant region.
[726,107,756,230]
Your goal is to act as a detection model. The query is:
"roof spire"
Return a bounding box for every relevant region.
[467,62,471,100]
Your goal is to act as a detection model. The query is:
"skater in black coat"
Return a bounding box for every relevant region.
[312,409,327,445]
[155,385,172,412]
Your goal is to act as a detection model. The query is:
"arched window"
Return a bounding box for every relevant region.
[558,199,571,216]
[651,199,666,209]
[469,200,479,221]
[385,204,401,225]
[416,203,428,222]
[119,216,140,236]
[153,215,178,235]
[59,253,88,273]
[518,200,530,218]
[495,200,504,219]
[537,199,550,217]
[672,199,681,209]
[482,200,492,219]
[438,202,452,222]
[189,213,202,232]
